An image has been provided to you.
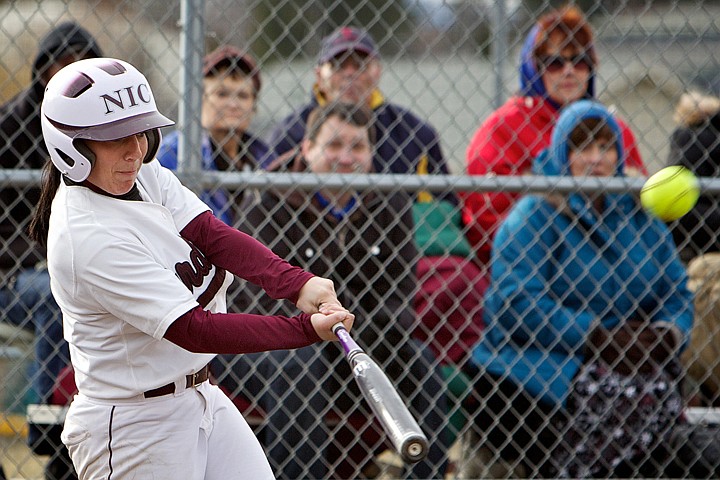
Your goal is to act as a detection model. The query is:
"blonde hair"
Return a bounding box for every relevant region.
[674,91,720,127]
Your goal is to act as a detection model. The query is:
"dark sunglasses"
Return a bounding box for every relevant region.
[537,54,593,73]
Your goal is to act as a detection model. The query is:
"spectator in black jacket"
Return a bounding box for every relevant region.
[216,103,450,479]
[0,20,102,480]
[669,92,720,409]
[667,90,720,263]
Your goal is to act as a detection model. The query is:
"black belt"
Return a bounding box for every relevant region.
[143,364,210,399]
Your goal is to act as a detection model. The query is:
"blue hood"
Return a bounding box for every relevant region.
[534,100,624,177]
[533,100,634,221]
[519,24,596,103]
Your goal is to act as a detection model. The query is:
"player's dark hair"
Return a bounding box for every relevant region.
[305,102,376,145]
[29,160,62,246]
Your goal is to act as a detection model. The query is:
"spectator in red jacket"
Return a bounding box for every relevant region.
[462,5,646,269]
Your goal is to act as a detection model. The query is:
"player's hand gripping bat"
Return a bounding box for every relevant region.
[332,323,429,463]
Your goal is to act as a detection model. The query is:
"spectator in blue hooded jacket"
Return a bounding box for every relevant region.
[467,100,693,477]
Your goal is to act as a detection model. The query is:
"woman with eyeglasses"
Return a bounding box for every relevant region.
[461,5,647,271]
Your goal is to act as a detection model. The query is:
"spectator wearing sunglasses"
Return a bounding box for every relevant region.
[461,5,647,271]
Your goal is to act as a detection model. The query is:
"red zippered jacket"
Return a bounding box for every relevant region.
[462,95,646,267]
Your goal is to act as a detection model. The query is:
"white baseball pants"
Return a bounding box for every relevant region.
[61,382,274,479]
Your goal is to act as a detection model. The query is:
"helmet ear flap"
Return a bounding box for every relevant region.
[54,131,157,181]
[144,128,162,163]
[42,125,93,182]
[74,140,96,169]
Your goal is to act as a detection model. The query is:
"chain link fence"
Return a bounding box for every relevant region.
[1,0,720,478]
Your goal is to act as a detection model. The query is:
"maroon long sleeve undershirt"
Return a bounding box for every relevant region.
[164,211,320,353]
[165,306,320,354]
[180,210,314,302]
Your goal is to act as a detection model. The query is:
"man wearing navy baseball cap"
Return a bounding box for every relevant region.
[317,26,380,65]
[267,26,455,193]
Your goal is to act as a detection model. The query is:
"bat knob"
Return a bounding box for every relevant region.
[401,436,428,463]
[406,442,424,458]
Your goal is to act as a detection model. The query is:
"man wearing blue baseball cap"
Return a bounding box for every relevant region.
[317,26,379,69]
[267,26,455,191]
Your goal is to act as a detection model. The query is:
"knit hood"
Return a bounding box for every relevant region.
[533,100,634,222]
[31,21,103,96]
[535,100,624,177]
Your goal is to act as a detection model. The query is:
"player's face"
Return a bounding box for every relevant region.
[569,137,617,177]
[302,116,372,174]
[201,72,256,135]
[539,31,592,107]
[85,133,148,195]
[315,51,381,107]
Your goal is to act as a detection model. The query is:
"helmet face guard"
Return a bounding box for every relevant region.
[41,58,174,182]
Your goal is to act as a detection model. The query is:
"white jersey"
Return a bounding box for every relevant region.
[47,160,233,400]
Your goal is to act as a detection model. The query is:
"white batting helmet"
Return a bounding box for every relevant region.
[41,57,174,182]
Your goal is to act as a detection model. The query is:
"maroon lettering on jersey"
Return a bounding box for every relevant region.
[196,268,227,308]
[176,241,211,289]
[175,239,226,308]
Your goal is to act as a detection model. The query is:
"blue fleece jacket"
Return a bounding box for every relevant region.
[472,100,693,407]
[157,130,272,225]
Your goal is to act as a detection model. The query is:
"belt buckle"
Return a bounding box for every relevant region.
[187,364,208,389]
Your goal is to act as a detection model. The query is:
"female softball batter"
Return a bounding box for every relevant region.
[29,57,354,480]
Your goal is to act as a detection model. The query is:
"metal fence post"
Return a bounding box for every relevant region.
[177,0,206,192]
